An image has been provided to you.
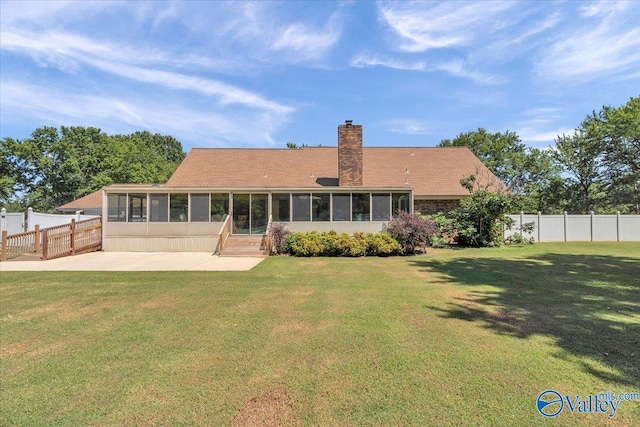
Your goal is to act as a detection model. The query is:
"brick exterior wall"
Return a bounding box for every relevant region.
[338,121,363,186]
[414,199,460,215]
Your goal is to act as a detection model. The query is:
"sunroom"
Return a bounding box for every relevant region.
[102,186,412,252]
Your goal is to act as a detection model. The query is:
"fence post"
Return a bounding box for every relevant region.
[590,211,594,242]
[34,225,41,252]
[42,229,48,260]
[537,211,541,243]
[564,211,568,242]
[70,219,76,256]
[27,207,33,231]
[616,211,620,242]
[1,230,7,262]
[0,208,6,233]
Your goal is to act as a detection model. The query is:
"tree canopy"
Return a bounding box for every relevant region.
[437,97,639,214]
[438,128,559,213]
[552,96,639,213]
[1,127,185,212]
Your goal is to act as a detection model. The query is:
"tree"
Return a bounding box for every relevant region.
[109,131,185,184]
[584,97,640,213]
[552,129,606,214]
[450,175,515,247]
[0,137,20,206]
[439,128,560,213]
[516,148,564,213]
[1,126,186,212]
[286,142,308,149]
[439,128,527,190]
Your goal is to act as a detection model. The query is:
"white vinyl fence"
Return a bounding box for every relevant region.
[26,207,100,231]
[505,212,640,242]
[0,209,26,234]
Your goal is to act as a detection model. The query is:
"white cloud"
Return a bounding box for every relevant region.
[537,1,640,81]
[350,53,425,71]
[201,1,344,65]
[484,10,563,57]
[271,12,343,61]
[380,119,431,135]
[0,80,289,147]
[518,127,575,145]
[1,29,237,72]
[350,53,502,85]
[578,1,630,18]
[1,29,292,114]
[378,1,515,52]
[86,58,293,114]
[0,0,91,25]
[430,60,505,86]
[2,1,344,70]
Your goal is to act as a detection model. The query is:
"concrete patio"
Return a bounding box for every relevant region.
[0,251,265,272]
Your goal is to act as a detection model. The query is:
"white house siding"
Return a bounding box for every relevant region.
[283,221,388,234]
[103,236,219,252]
[103,221,224,252]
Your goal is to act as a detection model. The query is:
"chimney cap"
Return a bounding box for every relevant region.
[345,120,353,126]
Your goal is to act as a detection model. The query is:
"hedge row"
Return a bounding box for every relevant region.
[284,231,402,257]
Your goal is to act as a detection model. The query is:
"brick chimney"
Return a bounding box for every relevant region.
[338,120,363,186]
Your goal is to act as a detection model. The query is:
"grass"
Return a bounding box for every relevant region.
[1,242,639,426]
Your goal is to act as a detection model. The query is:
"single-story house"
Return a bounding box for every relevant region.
[57,190,103,216]
[101,121,504,252]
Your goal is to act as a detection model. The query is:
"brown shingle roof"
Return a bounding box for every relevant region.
[166,147,504,197]
[57,189,102,210]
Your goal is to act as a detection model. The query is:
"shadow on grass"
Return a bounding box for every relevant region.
[410,253,640,386]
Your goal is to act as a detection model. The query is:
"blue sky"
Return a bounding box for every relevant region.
[1,1,639,152]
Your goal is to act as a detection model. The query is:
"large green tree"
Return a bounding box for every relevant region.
[438,128,560,213]
[1,127,185,212]
[0,138,20,206]
[439,128,526,189]
[552,129,606,214]
[584,97,639,213]
[551,96,639,214]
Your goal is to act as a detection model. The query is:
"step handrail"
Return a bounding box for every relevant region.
[216,214,232,254]
[264,215,273,255]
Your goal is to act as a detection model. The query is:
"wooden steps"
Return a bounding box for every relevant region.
[220,235,269,257]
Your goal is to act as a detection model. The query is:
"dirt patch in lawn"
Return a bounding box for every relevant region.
[232,387,299,427]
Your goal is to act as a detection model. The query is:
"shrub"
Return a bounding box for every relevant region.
[349,232,369,257]
[428,235,450,248]
[283,232,297,254]
[504,221,536,245]
[367,232,401,256]
[451,189,514,247]
[384,211,438,254]
[423,212,455,247]
[269,221,290,254]
[288,231,326,256]
[284,231,402,257]
[322,230,351,256]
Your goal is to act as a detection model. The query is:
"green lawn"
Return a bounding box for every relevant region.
[1,243,639,426]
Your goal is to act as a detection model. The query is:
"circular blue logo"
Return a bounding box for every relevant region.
[537,390,564,417]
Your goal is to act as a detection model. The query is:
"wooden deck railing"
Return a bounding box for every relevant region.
[0,226,41,262]
[41,217,102,260]
[215,214,232,254]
